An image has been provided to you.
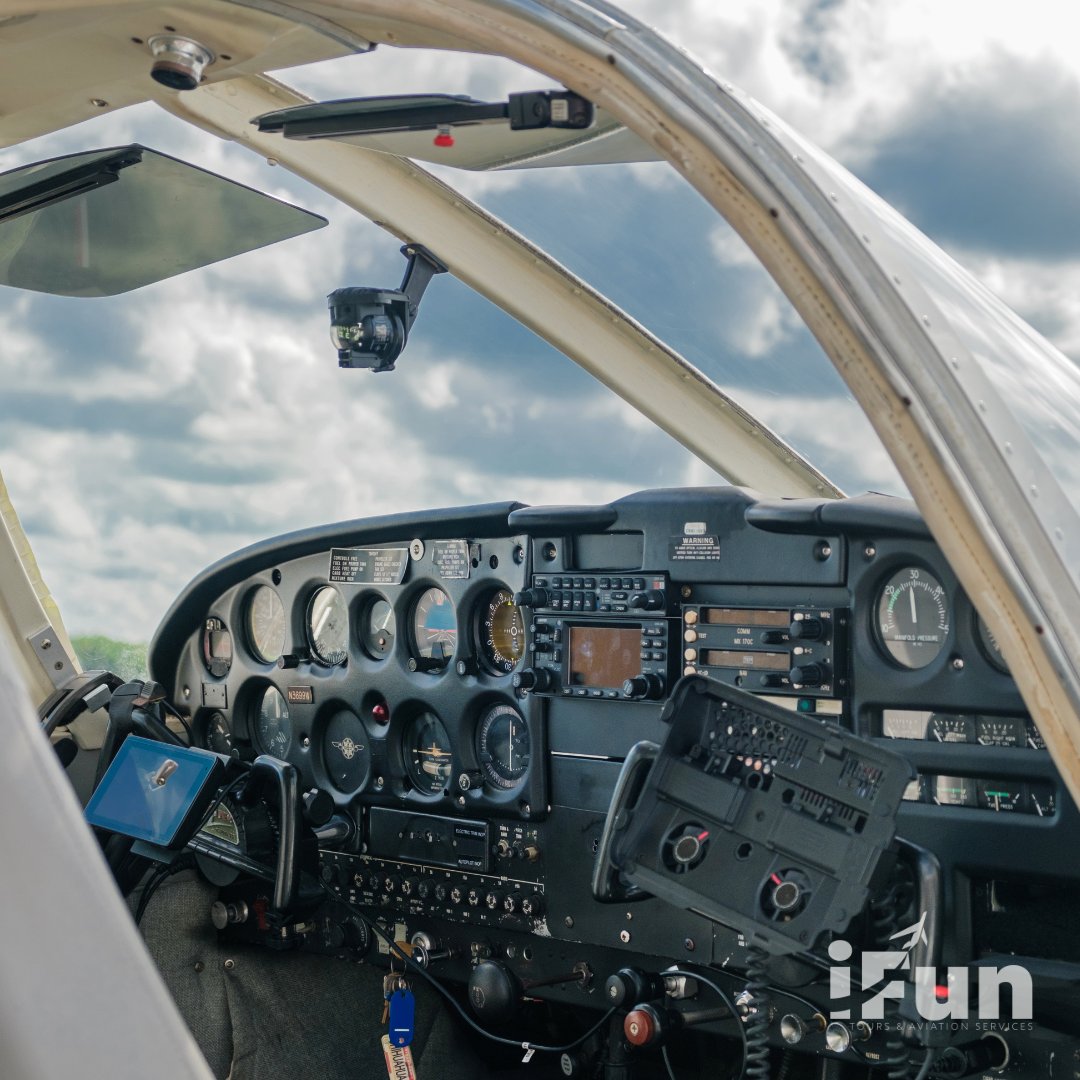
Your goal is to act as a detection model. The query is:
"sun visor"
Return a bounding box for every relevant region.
[255,93,661,172]
[0,145,327,297]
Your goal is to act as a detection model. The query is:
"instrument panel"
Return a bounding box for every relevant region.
[149,488,1077,990]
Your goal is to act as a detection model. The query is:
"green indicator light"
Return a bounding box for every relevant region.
[797,698,814,713]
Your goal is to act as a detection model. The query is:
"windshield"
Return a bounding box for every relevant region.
[2,1,1078,666]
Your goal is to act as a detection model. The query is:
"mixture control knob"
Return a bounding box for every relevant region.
[789,616,824,641]
[789,663,827,687]
[624,1004,666,1048]
[629,590,665,611]
[622,673,664,701]
[512,667,552,693]
[513,587,549,608]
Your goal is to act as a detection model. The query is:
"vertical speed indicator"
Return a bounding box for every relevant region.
[875,568,949,670]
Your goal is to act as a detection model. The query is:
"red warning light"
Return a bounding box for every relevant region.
[434,126,455,148]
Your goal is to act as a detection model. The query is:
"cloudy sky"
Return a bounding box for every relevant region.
[2,0,1079,643]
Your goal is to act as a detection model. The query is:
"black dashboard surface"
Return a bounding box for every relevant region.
[147,487,1078,1063]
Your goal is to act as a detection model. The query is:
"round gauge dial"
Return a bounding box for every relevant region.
[254,685,292,758]
[875,568,949,669]
[323,709,371,793]
[477,703,530,790]
[975,615,1010,674]
[204,710,234,755]
[933,775,976,807]
[246,585,286,664]
[360,597,396,659]
[404,711,453,794]
[411,587,457,666]
[307,586,348,666]
[202,618,232,678]
[479,589,525,674]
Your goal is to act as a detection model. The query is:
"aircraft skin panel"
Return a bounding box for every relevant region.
[0,465,79,706]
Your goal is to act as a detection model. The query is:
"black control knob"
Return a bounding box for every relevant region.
[416,879,433,901]
[400,876,420,897]
[484,890,503,911]
[622,673,664,701]
[458,770,484,792]
[302,788,334,828]
[512,667,552,692]
[468,961,523,1023]
[789,617,824,641]
[502,893,519,914]
[604,967,666,1008]
[467,887,482,907]
[449,885,464,905]
[408,656,445,673]
[754,673,784,689]
[513,587,549,608]
[434,882,450,903]
[520,892,545,918]
[789,663,827,687]
[629,590,665,611]
[275,649,309,669]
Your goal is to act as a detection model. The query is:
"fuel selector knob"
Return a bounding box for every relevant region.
[789,663,827,687]
[622,673,664,700]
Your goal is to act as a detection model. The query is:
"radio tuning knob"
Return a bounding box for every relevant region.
[513,587,549,608]
[622,674,664,701]
[629,590,665,611]
[789,616,824,641]
[512,667,552,692]
[789,663,826,687]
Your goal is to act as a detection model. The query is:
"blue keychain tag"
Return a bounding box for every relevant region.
[388,987,415,1047]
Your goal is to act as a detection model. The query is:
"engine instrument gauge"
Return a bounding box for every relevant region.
[323,709,371,793]
[202,617,232,678]
[875,568,949,669]
[933,775,976,807]
[975,615,1010,674]
[254,685,292,758]
[477,703,530,789]
[404,711,453,794]
[411,587,457,667]
[246,585,286,664]
[976,716,1023,747]
[199,802,243,847]
[360,596,395,659]
[929,714,975,743]
[478,589,525,674]
[204,710,234,755]
[977,780,1023,813]
[307,585,348,666]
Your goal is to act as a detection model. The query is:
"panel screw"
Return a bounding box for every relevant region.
[223,959,235,971]
[681,586,692,599]
[952,657,964,671]
[564,916,574,928]
[619,930,631,943]
[194,961,204,973]
[864,545,876,559]
[41,639,51,650]
[684,938,695,951]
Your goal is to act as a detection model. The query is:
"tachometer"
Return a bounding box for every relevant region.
[875,568,949,669]
[411,587,457,667]
[246,585,286,664]
[404,711,453,794]
[307,585,348,666]
[359,596,395,659]
[929,714,975,744]
[477,703,530,790]
[478,589,525,674]
[254,685,292,758]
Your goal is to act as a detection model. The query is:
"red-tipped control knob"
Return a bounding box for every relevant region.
[624,1004,664,1047]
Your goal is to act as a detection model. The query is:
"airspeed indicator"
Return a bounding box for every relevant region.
[876,568,949,670]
